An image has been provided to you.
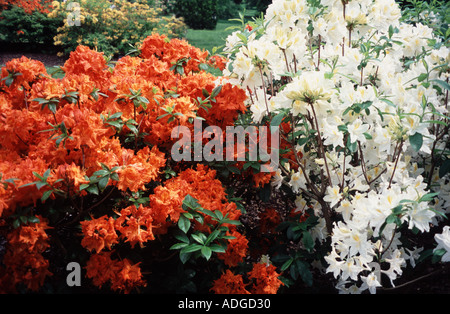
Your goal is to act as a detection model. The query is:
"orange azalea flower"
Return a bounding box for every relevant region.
[197,82,247,128]
[62,45,110,86]
[218,230,248,267]
[1,56,46,91]
[85,251,146,293]
[211,269,250,294]
[207,55,227,71]
[252,171,274,188]
[110,258,147,294]
[80,215,119,253]
[7,215,51,253]
[55,162,89,192]
[116,146,165,192]
[0,34,249,293]
[1,56,47,109]
[259,208,281,234]
[115,205,155,248]
[85,251,118,288]
[1,216,52,292]
[1,249,52,292]
[247,262,284,294]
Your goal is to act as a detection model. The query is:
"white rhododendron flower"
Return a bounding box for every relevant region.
[434,226,450,262]
[224,0,449,293]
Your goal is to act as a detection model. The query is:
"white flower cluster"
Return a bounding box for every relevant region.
[223,0,449,293]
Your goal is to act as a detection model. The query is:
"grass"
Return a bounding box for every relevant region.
[184,9,258,54]
[184,20,241,53]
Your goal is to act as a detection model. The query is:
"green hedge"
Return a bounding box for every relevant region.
[173,0,217,30]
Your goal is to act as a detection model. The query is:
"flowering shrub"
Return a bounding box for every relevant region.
[0,0,52,14]
[222,0,449,293]
[48,0,187,57]
[0,34,257,293]
[0,0,59,47]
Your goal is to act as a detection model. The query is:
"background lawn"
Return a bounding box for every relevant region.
[185,20,240,53]
[185,9,258,53]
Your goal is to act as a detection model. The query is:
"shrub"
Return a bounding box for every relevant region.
[49,0,187,57]
[223,0,449,293]
[0,1,61,51]
[216,0,242,20]
[0,34,263,294]
[173,0,217,30]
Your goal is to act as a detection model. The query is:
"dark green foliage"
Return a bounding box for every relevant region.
[0,6,62,52]
[173,0,217,30]
[246,0,272,14]
[216,0,242,19]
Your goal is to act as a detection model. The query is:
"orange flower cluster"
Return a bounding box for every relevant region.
[85,251,146,294]
[0,0,52,14]
[0,216,52,292]
[82,165,248,291]
[247,262,284,294]
[211,262,283,294]
[259,208,281,234]
[0,34,248,292]
[217,230,249,267]
[150,164,248,265]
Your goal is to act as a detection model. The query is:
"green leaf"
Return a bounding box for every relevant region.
[417,73,428,82]
[179,252,191,264]
[41,190,53,202]
[98,176,109,191]
[270,112,285,127]
[432,248,446,263]
[181,244,203,254]
[346,136,357,153]
[170,243,188,250]
[296,260,313,286]
[439,159,450,178]
[281,258,294,272]
[173,230,190,243]
[85,184,99,195]
[302,231,314,252]
[79,184,90,191]
[27,216,40,224]
[191,233,205,245]
[418,192,439,203]
[201,246,212,260]
[209,244,226,253]
[178,214,191,233]
[211,85,222,98]
[431,79,450,91]
[409,132,423,152]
